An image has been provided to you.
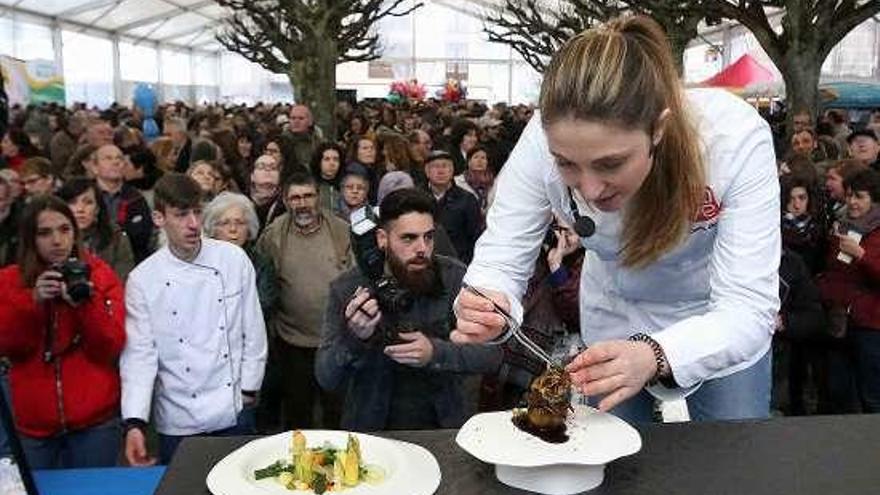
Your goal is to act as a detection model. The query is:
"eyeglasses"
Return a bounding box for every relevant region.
[287,192,317,203]
[216,219,247,229]
[22,175,47,186]
[343,184,367,192]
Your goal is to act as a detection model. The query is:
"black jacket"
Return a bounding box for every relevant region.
[431,184,481,264]
[0,199,22,267]
[315,255,501,431]
[173,138,192,173]
[0,72,7,139]
[779,249,828,341]
[101,184,154,263]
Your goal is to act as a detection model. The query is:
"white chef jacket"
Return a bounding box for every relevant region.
[464,88,780,388]
[121,238,268,435]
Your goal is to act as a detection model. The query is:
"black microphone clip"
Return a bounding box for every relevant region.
[567,188,596,238]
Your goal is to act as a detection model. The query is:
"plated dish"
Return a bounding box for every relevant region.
[457,405,642,494]
[253,431,384,493]
[206,430,440,495]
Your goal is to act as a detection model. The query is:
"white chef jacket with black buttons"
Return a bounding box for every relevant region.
[121,238,268,435]
[464,88,780,389]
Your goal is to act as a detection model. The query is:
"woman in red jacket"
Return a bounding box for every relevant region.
[0,194,125,469]
[1,128,39,172]
[818,168,880,413]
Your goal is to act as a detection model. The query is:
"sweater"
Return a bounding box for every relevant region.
[257,211,352,347]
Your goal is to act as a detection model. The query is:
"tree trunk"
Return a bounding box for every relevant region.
[779,49,821,141]
[668,35,688,76]
[288,37,339,140]
[653,15,700,77]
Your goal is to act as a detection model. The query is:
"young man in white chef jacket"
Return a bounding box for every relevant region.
[120,173,268,465]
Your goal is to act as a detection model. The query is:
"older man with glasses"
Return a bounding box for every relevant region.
[255,171,353,430]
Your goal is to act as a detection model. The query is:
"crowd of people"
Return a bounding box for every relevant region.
[0,95,584,469]
[775,107,880,416]
[2,76,880,469]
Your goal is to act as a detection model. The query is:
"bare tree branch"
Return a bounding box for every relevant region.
[704,0,880,134]
[483,0,608,72]
[214,0,424,138]
[483,0,716,73]
[822,0,880,57]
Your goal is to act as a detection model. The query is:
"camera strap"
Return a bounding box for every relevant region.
[42,303,56,363]
[42,303,82,363]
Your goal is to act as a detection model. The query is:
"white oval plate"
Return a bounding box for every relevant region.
[455,405,641,467]
[206,430,441,495]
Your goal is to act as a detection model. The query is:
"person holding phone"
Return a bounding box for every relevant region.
[817,168,880,412]
[453,15,780,422]
[0,195,125,468]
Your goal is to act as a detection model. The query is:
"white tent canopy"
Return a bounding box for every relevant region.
[0,0,545,106]
[0,1,877,107]
[0,0,227,52]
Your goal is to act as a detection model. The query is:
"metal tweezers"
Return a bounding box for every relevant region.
[462,283,563,371]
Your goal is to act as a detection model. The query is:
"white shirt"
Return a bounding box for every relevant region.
[121,238,268,435]
[464,89,780,388]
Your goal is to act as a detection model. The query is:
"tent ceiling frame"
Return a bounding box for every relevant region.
[77,0,124,32]
[155,18,223,43]
[0,3,218,54]
[130,16,171,45]
[0,0,27,18]
[111,0,214,34]
[157,0,217,23]
[56,0,123,18]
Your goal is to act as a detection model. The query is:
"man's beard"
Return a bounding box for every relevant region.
[293,208,317,228]
[388,251,438,295]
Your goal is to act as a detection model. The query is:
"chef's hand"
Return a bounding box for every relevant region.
[344,287,382,340]
[384,331,434,367]
[566,340,657,411]
[124,428,157,467]
[451,287,509,344]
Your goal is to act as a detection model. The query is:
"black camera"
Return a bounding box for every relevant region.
[543,222,562,251]
[374,279,415,346]
[350,206,414,344]
[58,258,92,304]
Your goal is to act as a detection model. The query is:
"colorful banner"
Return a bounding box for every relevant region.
[0,55,65,105]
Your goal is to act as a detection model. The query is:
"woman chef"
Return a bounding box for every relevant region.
[453,16,779,422]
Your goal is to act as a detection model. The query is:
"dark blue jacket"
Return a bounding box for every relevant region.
[315,255,501,431]
[431,184,481,264]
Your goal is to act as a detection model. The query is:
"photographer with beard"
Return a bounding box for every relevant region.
[316,188,502,431]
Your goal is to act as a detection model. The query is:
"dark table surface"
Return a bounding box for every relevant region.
[155,414,880,495]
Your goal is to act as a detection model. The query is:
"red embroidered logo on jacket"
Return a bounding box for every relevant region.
[692,187,721,232]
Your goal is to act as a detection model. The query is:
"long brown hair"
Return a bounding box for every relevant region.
[17,194,85,287]
[540,15,705,268]
[378,133,413,173]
